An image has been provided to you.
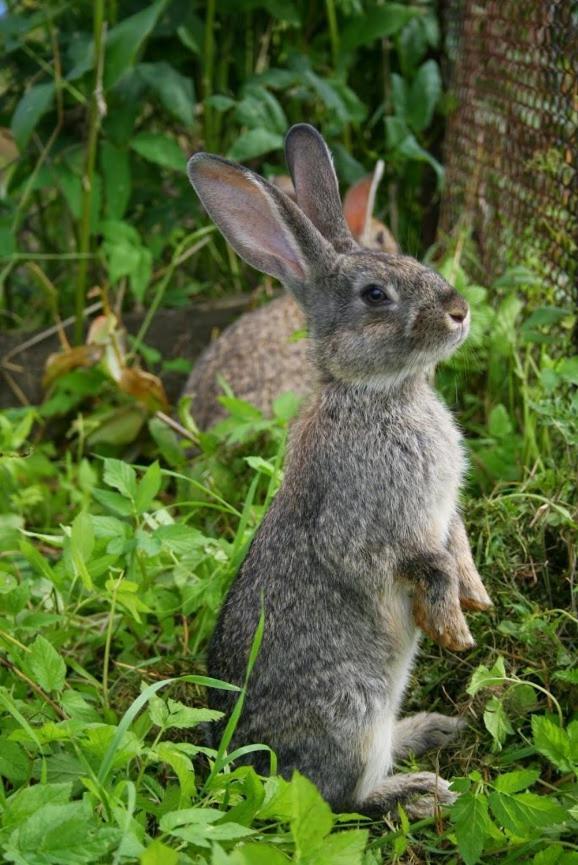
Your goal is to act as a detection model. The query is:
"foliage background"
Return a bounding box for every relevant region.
[0,2,577,864]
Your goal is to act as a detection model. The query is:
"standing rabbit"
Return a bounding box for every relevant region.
[187,125,492,817]
[183,163,398,429]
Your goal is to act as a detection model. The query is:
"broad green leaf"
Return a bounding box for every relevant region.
[494,769,540,794]
[69,511,95,589]
[408,60,441,131]
[489,790,567,837]
[103,458,138,499]
[451,791,491,865]
[289,771,333,856]
[0,738,30,781]
[229,844,291,865]
[342,4,418,51]
[101,141,131,219]
[532,716,572,773]
[130,132,185,171]
[160,808,224,832]
[557,356,578,385]
[138,62,195,126]
[308,828,369,865]
[135,461,162,513]
[227,128,283,162]
[11,82,55,149]
[104,0,169,89]
[141,840,179,865]
[150,742,196,804]
[3,801,119,864]
[2,783,72,833]
[155,523,210,554]
[92,488,134,516]
[489,404,514,438]
[27,635,66,692]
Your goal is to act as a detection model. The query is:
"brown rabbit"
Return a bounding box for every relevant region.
[183,163,398,429]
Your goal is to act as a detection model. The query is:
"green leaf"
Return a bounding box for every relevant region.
[2,783,72,833]
[140,840,179,865]
[228,844,291,865]
[155,523,210,554]
[138,62,195,126]
[467,656,507,695]
[135,461,162,513]
[149,742,196,805]
[557,356,578,386]
[104,0,169,89]
[272,391,302,422]
[101,141,131,219]
[150,696,223,730]
[532,716,573,773]
[3,801,119,864]
[289,771,334,857]
[11,82,55,149]
[0,738,30,781]
[92,488,134,516]
[68,511,94,589]
[494,769,540,794]
[451,791,491,865]
[227,128,283,162]
[103,458,138,499]
[489,790,567,837]
[27,635,66,692]
[308,829,369,865]
[407,60,441,131]
[342,4,418,51]
[130,132,185,171]
[395,133,444,186]
[483,696,513,749]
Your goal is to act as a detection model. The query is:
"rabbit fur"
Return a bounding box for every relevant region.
[187,124,492,817]
[184,165,398,429]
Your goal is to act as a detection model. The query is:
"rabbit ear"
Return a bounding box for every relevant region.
[284,124,355,253]
[343,160,385,242]
[188,153,330,298]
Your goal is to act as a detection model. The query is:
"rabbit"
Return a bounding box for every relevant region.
[186,124,492,818]
[183,163,398,430]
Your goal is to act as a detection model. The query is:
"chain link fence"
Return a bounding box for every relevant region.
[439,0,577,313]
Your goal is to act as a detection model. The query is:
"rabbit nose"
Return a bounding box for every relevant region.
[447,298,469,324]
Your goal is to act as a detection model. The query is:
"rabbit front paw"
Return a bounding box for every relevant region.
[458,564,493,612]
[413,593,475,652]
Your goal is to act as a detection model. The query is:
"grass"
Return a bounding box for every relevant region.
[0,252,576,864]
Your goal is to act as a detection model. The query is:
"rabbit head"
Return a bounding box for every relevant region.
[187,124,469,389]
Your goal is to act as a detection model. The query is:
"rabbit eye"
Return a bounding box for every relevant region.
[361,284,390,306]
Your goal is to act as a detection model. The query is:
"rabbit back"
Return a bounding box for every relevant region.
[183,294,309,428]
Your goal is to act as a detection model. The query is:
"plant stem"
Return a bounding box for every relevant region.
[325,0,340,69]
[74,0,106,344]
[102,573,122,712]
[202,0,217,150]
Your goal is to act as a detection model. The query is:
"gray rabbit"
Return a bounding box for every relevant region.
[183,164,398,429]
[187,125,492,818]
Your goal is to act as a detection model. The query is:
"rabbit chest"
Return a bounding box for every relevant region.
[309,382,466,571]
